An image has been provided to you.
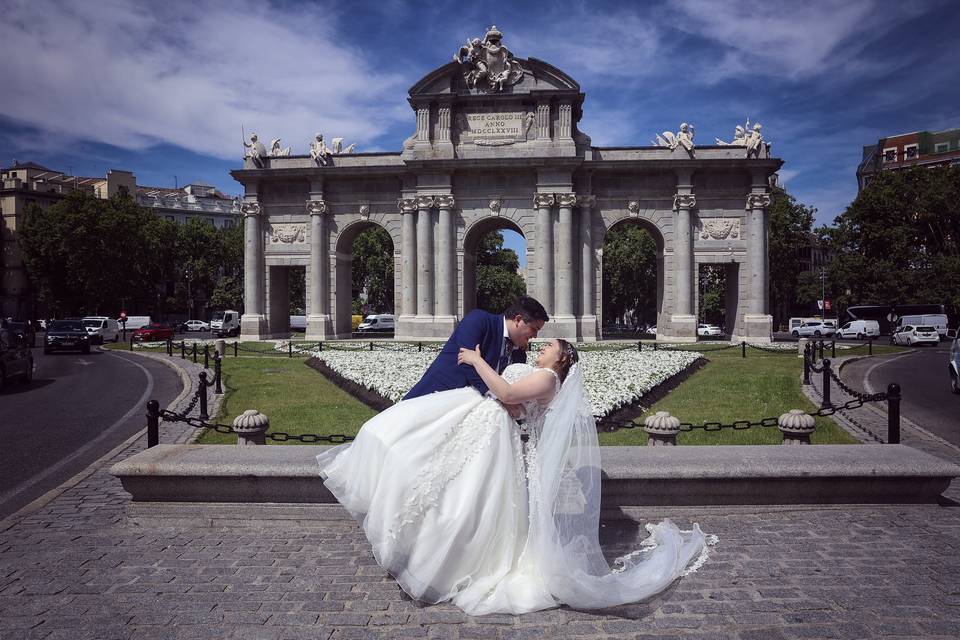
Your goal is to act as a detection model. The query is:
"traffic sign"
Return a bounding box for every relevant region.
[120,310,127,319]
[886,312,897,323]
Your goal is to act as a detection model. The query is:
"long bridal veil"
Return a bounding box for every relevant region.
[526,364,716,609]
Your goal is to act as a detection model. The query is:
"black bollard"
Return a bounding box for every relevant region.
[289,341,293,358]
[181,341,186,359]
[887,383,901,444]
[129,337,134,351]
[204,344,209,369]
[653,341,658,351]
[741,341,746,358]
[214,353,223,395]
[803,343,811,385]
[319,341,323,352]
[831,340,836,358]
[369,341,374,351]
[637,341,642,352]
[166,338,172,357]
[192,342,197,364]
[146,399,160,448]
[418,342,423,352]
[233,341,238,357]
[198,372,209,421]
[868,339,873,356]
[821,359,832,409]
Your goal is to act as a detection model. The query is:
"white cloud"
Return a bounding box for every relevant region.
[668,0,927,80]
[0,0,407,160]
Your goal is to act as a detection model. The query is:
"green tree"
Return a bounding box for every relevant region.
[767,186,817,326]
[476,231,526,313]
[172,217,222,317]
[824,166,960,314]
[698,265,726,325]
[19,190,169,317]
[208,223,244,312]
[351,226,394,313]
[601,223,657,326]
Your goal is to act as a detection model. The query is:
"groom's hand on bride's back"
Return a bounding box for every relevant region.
[456,344,483,366]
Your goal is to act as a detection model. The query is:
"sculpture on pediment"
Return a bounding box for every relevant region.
[243,133,268,168]
[331,138,358,154]
[454,25,524,92]
[269,138,291,157]
[653,123,695,156]
[716,125,747,147]
[309,133,331,166]
[745,122,766,158]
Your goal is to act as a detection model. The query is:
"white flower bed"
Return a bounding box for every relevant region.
[282,341,701,419]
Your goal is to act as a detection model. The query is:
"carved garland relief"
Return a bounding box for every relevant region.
[267,223,306,244]
[698,218,741,241]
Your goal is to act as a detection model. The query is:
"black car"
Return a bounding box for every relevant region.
[8,321,37,348]
[0,328,33,391]
[44,319,91,354]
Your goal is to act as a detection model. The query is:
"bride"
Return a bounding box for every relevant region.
[317,338,714,615]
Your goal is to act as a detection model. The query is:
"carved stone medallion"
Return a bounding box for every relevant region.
[627,201,640,216]
[533,193,555,209]
[306,200,326,215]
[699,218,741,240]
[434,195,456,209]
[489,198,502,215]
[746,193,771,210]
[673,194,697,210]
[556,193,578,208]
[397,198,417,213]
[453,25,524,92]
[267,223,306,244]
[359,205,370,220]
[240,202,261,216]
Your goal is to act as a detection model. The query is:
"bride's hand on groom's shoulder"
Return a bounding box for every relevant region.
[457,345,482,366]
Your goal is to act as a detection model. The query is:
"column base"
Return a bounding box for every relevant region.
[739,315,773,343]
[578,315,599,342]
[240,314,266,341]
[305,314,334,341]
[660,315,697,343]
[395,315,447,340]
[431,314,459,338]
[540,315,578,341]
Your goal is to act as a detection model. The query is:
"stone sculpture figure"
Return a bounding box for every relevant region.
[716,125,747,146]
[653,123,695,156]
[269,138,292,157]
[745,122,766,158]
[310,133,331,166]
[243,133,268,168]
[454,25,524,92]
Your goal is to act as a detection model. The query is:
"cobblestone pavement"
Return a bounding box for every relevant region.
[1,353,958,639]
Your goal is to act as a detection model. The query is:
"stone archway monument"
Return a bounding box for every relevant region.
[232,26,781,342]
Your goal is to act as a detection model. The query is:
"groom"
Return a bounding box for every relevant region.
[404,296,548,400]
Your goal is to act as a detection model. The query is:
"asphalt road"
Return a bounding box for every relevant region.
[842,342,959,446]
[0,344,182,519]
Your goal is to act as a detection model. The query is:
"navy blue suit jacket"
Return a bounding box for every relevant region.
[403,309,526,400]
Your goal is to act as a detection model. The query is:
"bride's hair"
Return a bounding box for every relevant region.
[554,339,579,383]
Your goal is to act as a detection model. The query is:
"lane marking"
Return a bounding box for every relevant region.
[0,351,154,508]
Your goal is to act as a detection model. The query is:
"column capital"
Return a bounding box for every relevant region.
[306,200,326,216]
[576,194,597,208]
[673,193,697,210]
[240,202,262,217]
[556,193,578,208]
[397,197,418,213]
[434,194,455,209]
[416,195,436,210]
[533,193,554,208]
[746,193,771,210]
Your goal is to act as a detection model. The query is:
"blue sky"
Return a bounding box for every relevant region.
[2,0,958,266]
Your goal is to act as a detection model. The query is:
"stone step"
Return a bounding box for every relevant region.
[110,444,960,507]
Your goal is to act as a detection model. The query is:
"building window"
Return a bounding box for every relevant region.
[935,142,950,153]
[883,148,897,162]
[904,144,919,160]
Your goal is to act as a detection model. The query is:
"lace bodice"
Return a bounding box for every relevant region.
[501,363,559,428]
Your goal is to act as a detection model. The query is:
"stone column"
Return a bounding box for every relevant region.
[577,195,597,339]
[668,188,698,342]
[398,198,418,318]
[306,199,332,339]
[416,195,435,317]
[434,194,456,322]
[534,193,555,313]
[240,201,265,339]
[743,190,773,342]
[555,193,577,318]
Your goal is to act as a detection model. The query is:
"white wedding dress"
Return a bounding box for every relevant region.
[317,363,714,615]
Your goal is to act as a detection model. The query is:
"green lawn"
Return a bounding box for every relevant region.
[107,339,904,446]
[195,357,377,445]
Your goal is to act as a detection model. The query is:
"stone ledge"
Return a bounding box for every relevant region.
[110,444,960,506]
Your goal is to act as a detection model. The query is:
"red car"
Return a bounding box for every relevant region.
[132,323,175,342]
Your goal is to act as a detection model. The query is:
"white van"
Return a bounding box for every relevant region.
[82,317,120,344]
[120,315,152,331]
[211,310,240,337]
[897,314,948,337]
[837,319,880,339]
[357,314,395,333]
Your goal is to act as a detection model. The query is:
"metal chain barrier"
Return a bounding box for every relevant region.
[153,405,355,444]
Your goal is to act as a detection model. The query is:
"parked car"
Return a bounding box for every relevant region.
[181,319,210,332]
[646,325,657,336]
[0,329,33,391]
[210,310,240,337]
[892,325,940,347]
[836,319,880,340]
[7,321,37,347]
[793,321,836,338]
[289,315,307,332]
[697,324,722,337]
[44,319,91,354]
[948,330,959,394]
[357,314,396,333]
[132,323,176,342]
[82,316,120,344]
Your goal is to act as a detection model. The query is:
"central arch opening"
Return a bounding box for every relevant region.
[461,219,528,315]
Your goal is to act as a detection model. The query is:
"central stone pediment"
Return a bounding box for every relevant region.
[409,57,582,98]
